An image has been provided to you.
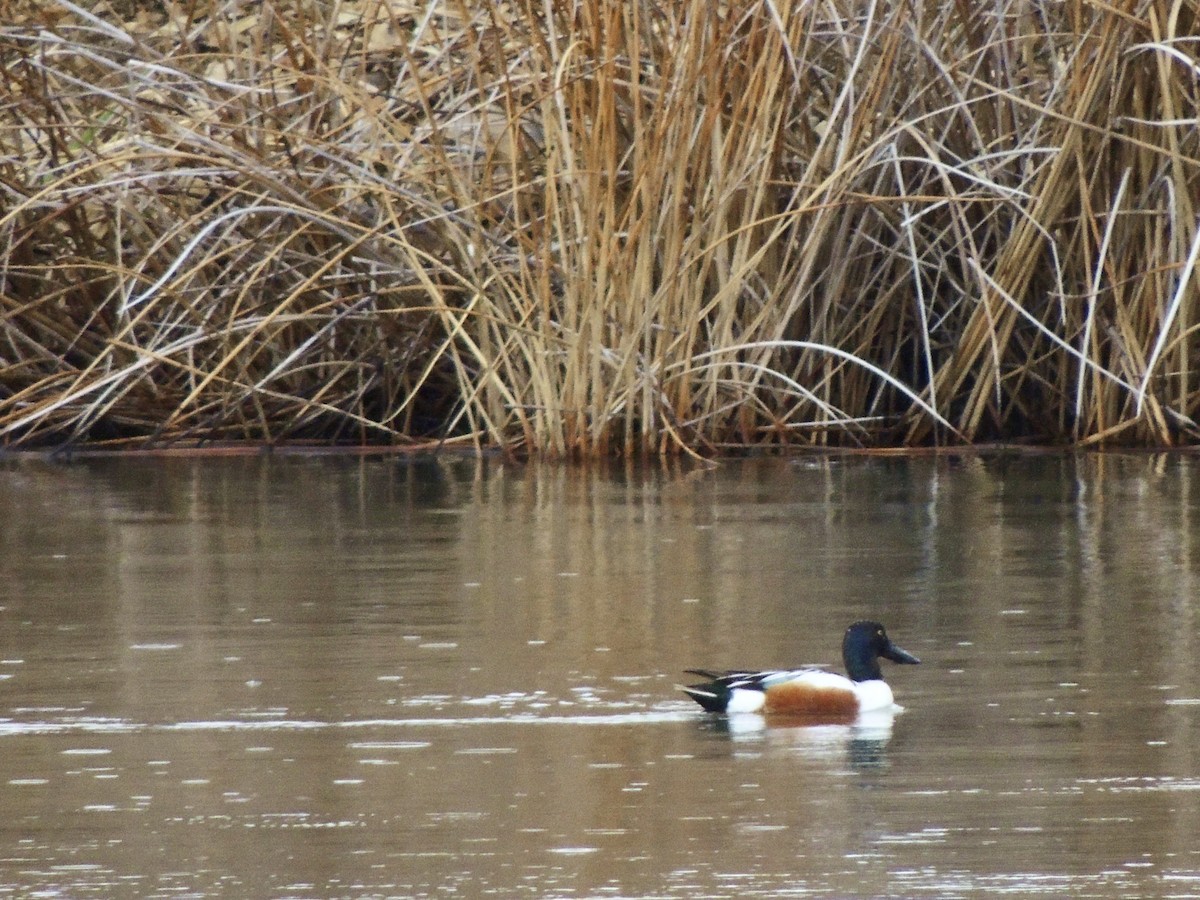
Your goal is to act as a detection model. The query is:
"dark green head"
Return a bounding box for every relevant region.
[842,621,921,682]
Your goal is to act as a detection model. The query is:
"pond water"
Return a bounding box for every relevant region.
[1,452,1200,898]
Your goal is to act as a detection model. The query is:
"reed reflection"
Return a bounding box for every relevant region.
[1,454,1200,899]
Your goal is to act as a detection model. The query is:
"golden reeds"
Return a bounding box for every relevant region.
[1,0,1198,454]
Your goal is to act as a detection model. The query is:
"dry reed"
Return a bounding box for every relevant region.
[1,0,1198,454]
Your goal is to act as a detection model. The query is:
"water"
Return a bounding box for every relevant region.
[1,453,1199,897]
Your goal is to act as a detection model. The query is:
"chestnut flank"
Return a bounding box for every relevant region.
[763,683,858,718]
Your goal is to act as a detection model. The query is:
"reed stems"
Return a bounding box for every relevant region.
[1,0,1198,454]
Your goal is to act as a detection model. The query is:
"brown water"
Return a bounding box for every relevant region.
[1,453,1199,898]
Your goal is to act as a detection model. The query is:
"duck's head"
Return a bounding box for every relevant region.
[842,620,921,682]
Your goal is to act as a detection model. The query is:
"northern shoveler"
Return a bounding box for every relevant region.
[680,620,920,717]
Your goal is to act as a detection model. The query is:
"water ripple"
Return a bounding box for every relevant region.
[0,708,694,736]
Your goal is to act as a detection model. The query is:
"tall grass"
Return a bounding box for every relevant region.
[1,0,1198,454]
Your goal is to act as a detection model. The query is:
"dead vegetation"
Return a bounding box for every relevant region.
[1,0,1198,454]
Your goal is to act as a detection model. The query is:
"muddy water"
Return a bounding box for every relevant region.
[2,453,1200,897]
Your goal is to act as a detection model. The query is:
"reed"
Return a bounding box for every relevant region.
[1,0,1197,454]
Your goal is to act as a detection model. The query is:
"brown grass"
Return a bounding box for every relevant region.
[1,0,1198,454]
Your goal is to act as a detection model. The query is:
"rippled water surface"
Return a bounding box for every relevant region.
[2,453,1200,897]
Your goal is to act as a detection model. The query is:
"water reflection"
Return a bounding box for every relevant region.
[2,453,1200,896]
[704,709,898,773]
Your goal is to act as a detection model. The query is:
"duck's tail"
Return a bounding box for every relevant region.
[678,680,730,713]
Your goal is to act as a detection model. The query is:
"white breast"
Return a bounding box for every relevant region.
[851,679,897,712]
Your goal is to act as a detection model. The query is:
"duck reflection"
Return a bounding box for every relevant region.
[700,708,898,769]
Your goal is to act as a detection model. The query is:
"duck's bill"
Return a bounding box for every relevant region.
[883,642,921,665]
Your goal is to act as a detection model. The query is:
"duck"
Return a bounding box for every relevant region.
[680,620,920,717]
